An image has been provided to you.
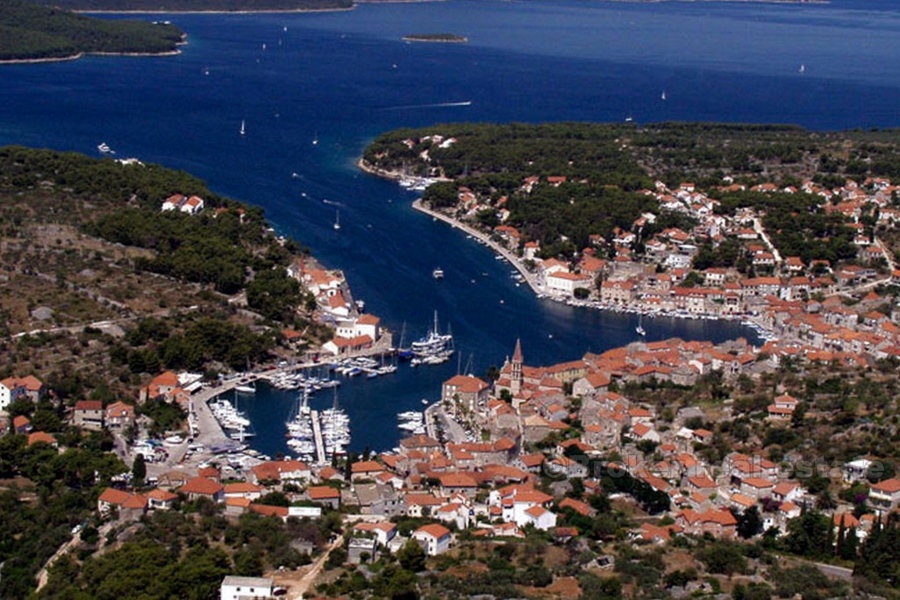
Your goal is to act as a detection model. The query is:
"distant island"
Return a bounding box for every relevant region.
[0,0,185,63]
[402,33,469,44]
[43,0,352,12]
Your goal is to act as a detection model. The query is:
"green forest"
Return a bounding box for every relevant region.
[363,122,900,261]
[48,0,352,11]
[0,146,317,367]
[0,0,184,61]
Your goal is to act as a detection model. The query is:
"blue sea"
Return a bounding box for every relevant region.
[2,0,899,454]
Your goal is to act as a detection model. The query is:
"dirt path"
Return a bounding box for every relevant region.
[281,536,344,599]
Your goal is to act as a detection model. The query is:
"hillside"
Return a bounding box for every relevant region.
[362,122,900,262]
[0,0,185,62]
[0,146,330,401]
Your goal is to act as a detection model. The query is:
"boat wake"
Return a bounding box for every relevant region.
[322,198,343,207]
[381,100,472,110]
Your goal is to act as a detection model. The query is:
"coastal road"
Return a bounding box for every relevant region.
[412,199,546,296]
[431,404,468,444]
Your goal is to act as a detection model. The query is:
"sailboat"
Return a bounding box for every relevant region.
[240,119,246,136]
[799,64,806,74]
[333,210,341,230]
[636,313,646,337]
[661,90,667,101]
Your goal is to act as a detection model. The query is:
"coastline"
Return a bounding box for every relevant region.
[0,48,182,66]
[360,158,775,342]
[402,35,469,44]
[410,198,543,296]
[73,7,355,14]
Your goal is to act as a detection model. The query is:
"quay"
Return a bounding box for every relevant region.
[412,199,544,296]
[309,409,327,465]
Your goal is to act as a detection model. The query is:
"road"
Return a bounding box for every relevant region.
[813,561,853,581]
[285,535,344,599]
[752,217,783,264]
[428,404,468,444]
[412,199,546,296]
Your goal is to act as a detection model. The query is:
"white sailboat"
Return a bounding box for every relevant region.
[661,90,667,101]
[636,313,646,337]
[333,209,341,230]
[240,119,246,136]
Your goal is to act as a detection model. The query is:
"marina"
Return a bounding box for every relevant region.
[4,0,890,456]
[283,387,350,464]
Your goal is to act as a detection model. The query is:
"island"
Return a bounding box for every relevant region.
[402,33,469,43]
[0,0,185,63]
[43,0,352,12]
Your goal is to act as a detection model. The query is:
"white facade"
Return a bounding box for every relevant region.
[0,383,11,412]
[411,526,452,556]
[545,271,593,296]
[220,576,273,600]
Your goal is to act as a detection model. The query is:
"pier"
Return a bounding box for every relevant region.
[309,409,327,465]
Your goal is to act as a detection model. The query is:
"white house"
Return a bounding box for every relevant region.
[521,505,557,531]
[220,576,273,600]
[161,194,185,212]
[412,523,452,556]
[0,381,14,412]
[180,195,204,215]
[354,521,397,547]
[490,485,554,527]
[868,478,900,514]
[0,375,43,412]
[545,271,593,297]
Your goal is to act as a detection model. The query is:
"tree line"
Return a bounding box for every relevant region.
[50,0,351,11]
[0,0,184,61]
[364,121,900,263]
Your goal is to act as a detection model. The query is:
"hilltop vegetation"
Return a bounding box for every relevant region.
[48,0,352,11]
[0,0,184,61]
[0,146,328,398]
[362,122,900,261]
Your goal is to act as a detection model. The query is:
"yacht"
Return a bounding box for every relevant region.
[240,120,246,136]
[334,210,341,230]
[636,314,647,337]
[235,382,256,394]
[97,142,114,154]
[285,389,316,460]
[410,311,454,359]
[432,267,444,279]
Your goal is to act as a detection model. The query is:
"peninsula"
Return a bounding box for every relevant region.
[0,0,185,63]
[360,120,900,341]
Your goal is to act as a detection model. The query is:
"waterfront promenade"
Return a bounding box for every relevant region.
[411,199,544,295]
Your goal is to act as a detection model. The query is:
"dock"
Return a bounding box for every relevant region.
[309,409,327,465]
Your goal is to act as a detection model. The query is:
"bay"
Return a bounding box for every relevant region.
[1,0,898,454]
